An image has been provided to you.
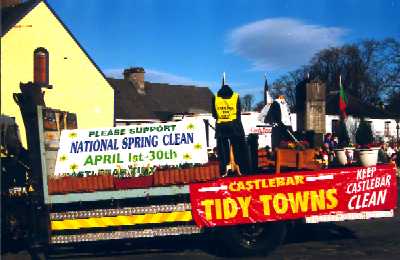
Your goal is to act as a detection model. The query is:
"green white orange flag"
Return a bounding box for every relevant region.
[339,75,348,118]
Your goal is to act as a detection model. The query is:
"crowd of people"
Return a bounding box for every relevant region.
[315,133,400,168]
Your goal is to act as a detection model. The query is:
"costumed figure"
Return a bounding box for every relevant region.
[259,95,297,151]
[212,73,250,176]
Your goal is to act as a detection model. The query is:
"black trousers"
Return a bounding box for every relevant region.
[216,135,250,175]
[271,124,293,151]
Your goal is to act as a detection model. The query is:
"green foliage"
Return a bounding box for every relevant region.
[337,119,350,148]
[141,166,156,176]
[355,118,373,147]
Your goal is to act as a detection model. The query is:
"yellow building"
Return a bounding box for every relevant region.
[1,0,113,146]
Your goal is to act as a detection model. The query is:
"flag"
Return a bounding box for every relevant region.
[339,75,348,118]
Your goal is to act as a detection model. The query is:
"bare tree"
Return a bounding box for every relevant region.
[273,38,400,108]
[271,66,308,108]
[387,90,400,115]
[241,94,254,112]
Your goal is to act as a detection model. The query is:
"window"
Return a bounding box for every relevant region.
[384,121,390,137]
[34,47,49,85]
[331,119,339,134]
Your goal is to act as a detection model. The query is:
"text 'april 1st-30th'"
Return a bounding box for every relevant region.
[83,149,178,165]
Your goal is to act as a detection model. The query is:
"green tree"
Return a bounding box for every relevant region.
[355,118,374,148]
[336,119,350,148]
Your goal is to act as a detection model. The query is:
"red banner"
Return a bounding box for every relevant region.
[189,164,398,227]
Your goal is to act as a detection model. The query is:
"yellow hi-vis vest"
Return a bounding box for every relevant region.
[215,92,239,123]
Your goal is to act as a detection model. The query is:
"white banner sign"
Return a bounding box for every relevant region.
[54,120,208,176]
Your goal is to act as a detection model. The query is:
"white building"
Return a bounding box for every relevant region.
[117,109,399,150]
[290,113,399,144]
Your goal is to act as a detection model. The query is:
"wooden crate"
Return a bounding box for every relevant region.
[275,148,319,173]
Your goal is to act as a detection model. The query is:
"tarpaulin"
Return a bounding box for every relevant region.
[189,164,397,227]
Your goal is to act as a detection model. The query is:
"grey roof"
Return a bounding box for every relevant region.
[108,78,213,121]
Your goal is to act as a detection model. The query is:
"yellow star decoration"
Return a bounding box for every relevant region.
[59,155,67,162]
[183,153,192,160]
[68,132,78,138]
[194,143,202,150]
[186,123,195,130]
[69,163,78,172]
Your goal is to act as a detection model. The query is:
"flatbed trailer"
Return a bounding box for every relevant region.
[1,106,398,258]
[43,165,397,253]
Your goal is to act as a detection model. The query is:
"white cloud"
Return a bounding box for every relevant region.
[103,69,124,79]
[227,18,347,71]
[146,69,199,86]
[104,68,208,87]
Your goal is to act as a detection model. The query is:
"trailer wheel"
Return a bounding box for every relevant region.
[218,222,287,257]
[1,199,29,252]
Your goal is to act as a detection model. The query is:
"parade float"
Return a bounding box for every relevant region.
[1,85,397,258]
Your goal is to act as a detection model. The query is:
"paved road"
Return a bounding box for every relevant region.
[3,184,399,260]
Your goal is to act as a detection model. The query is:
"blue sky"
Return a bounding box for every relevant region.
[47,0,400,102]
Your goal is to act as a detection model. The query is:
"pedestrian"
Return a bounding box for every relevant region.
[212,83,250,176]
[394,150,400,167]
[324,133,335,150]
[321,145,329,168]
[345,148,354,164]
[315,147,324,165]
[378,143,389,163]
[332,134,338,149]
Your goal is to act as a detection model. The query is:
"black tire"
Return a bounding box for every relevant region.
[217,221,287,257]
[1,197,29,253]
